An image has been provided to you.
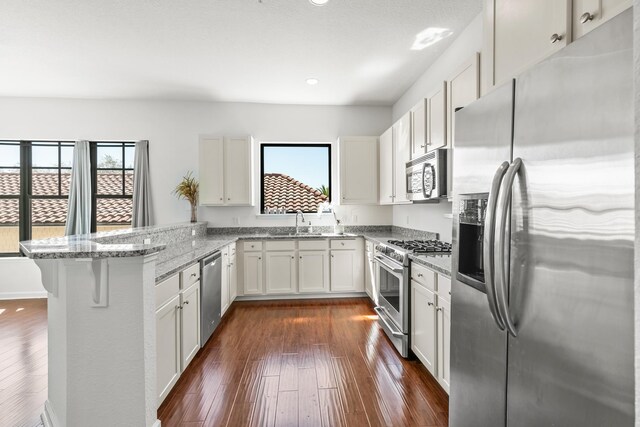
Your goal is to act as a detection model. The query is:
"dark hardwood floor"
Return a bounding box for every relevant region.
[0,297,448,427]
[0,298,48,427]
[159,298,449,427]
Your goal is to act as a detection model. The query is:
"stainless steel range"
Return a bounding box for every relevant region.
[373,239,451,357]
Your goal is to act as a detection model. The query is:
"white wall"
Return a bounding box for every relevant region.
[0,258,46,299]
[390,13,483,242]
[0,98,392,297]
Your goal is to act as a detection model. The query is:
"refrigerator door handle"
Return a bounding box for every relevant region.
[494,157,522,337]
[483,161,510,331]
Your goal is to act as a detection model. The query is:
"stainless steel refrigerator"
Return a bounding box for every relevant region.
[450,9,634,427]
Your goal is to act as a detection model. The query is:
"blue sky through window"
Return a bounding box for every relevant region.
[262,145,330,190]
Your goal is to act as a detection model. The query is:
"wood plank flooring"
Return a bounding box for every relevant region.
[0,299,48,427]
[159,298,449,427]
[0,297,449,427]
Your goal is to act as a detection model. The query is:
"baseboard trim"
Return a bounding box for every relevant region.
[151,419,161,427]
[235,292,368,301]
[41,401,56,427]
[0,291,47,300]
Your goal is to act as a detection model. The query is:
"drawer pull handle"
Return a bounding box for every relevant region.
[550,33,562,44]
[417,273,423,277]
[190,273,196,277]
[183,301,189,305]
[427,302,434,307]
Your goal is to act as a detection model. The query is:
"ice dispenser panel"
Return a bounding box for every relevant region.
[457,194,488,292]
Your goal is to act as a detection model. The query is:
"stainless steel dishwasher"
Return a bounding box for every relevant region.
[200,252,222,346]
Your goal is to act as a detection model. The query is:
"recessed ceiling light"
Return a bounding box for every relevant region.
[309,0,329,6]
[411,27,453,51]
[306,78,319,85]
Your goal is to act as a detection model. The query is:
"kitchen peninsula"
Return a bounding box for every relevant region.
[21,222,450,427]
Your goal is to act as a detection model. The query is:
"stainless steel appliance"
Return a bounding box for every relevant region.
[406,150,447,202]
[374,239,451,357]
[200,252,222,346]
[451,10,634,427]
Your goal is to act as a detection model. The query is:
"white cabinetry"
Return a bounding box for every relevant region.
[330,239,364,292]
[428,83,447,152]
[180,282,200,370]
[221,243,237,316]
[229,244,237,301]
[364,240,377,304]
[447,54,480,149]
[243,251,263,295]
[199,136,254,206]
[393,113,412,205]
[410,263,451,394]
[482,0,571,92]
[572,0,631,39]
[410,99,428,159]
[411,280,437,375]
[156,293,181,406]
[378,128,394,205]
[339,137,378,205]
[299,251,329,293]
[265,251,297,294]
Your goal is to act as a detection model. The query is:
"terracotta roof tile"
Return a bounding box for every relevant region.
[0,172,132,225]
[263,173,328,213]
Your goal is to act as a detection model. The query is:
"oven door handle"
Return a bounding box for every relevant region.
[374,306,405,337]
[374,256,404,274]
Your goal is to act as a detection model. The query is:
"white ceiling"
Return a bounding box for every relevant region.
[0,0,481,106]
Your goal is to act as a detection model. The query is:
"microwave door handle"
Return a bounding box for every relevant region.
[494,158,521,337]
[483,161,509,331]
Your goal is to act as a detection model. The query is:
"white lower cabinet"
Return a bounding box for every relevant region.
[243,252,263,295]
[180,281,200,370]
[410,265,452,394]
[229,248,237,301]
[437,294,451,393]
[221,248,230,314]
[365,243,378,304]
[411,280,437,375]
[298,251,329,293]
[265,251,297,294]
[156,294,181,406]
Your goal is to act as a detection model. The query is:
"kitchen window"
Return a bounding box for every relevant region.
[0,140,136,256]
[260,143,331,214]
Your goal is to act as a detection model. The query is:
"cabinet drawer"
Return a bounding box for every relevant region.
[438,274,451,301]
[298,239,329,251]
[265,240,296,251]
[411,263,436,291]
[156,274,180,309]
[243,241,263,252]
[330,239,357,250]
[181,263,200,288]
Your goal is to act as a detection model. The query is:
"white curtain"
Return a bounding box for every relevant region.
[132,140,152,227]
[64,140,92,236]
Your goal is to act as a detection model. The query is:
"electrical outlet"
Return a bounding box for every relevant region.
[143,238,151,245]
[191,229,196,236]
[406,215,410,225]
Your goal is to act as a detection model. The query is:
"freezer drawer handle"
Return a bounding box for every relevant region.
[483,161,509,331]
[373,306,405,337]
[494,158,522,337]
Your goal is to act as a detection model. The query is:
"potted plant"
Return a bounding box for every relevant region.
[173,172,199,223]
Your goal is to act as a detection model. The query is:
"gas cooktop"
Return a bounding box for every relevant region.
[386,239,452,254]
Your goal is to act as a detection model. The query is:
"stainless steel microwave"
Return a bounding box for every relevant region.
[405,149,448,202]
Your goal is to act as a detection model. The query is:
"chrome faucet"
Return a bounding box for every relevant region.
[295,210,305,234]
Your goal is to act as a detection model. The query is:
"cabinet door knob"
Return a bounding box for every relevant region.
[417,273,423,277]
[227,198,231,201]
[427,302,434,307]
[550,33,562,43]
[175,305,182,310]
[219,197,223,201]
[184,301,189,305]
[300,256,302,259]
[420,145,425,148]
[190,273,196,277]
[291,256,294,259]
[580,12,594,23]
[258,257,262,260]
[436,307,443,312]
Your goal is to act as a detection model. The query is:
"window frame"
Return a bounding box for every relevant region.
[0,140,137,257]
[260,143,332,215]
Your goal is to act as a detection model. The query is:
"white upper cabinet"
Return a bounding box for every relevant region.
[428,82,447,152]
[393,113,411,205]
[447,54,480,149]
[224,137,253,205]
[483,0,570,93]
[410,99,428,159]
[339,137,379,205]
[572,0,631,40]
[199,137,225,205]
[199,136,254,206]
[378,128,394,205]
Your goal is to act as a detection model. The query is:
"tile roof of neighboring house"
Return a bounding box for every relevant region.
[0,172,132,225]
[263,173,328,212]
